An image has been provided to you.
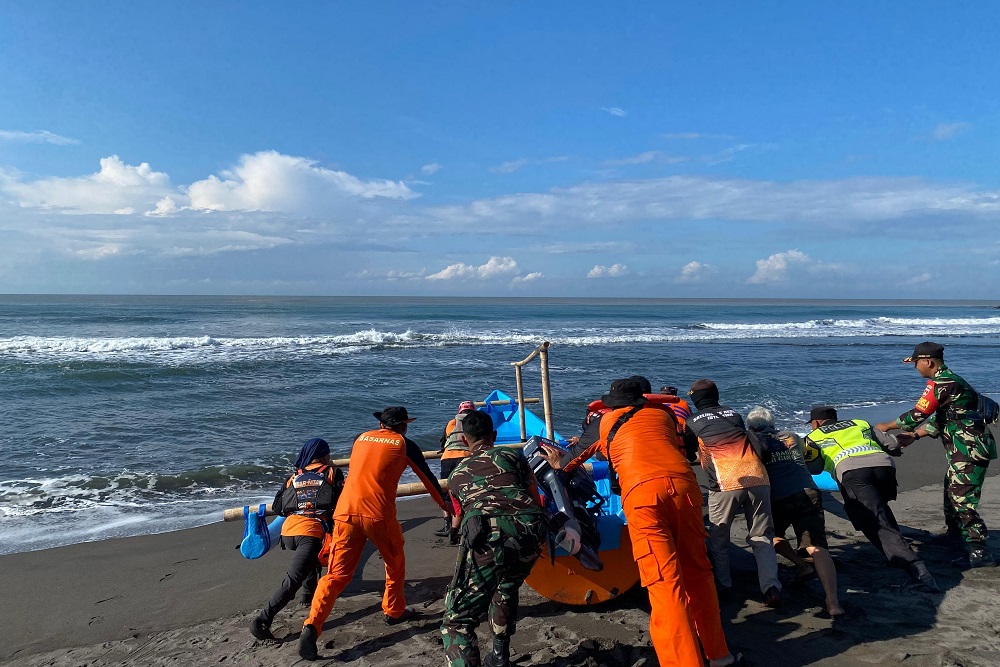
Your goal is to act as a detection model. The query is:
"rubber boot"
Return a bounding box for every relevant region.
[434,517,452,537]
[483,637,510,667]
[968,543,997,568]
[909,560,940,591]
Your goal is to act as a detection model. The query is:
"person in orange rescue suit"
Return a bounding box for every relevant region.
[563,376,689,467]
[541,379,746,667]
[683,379,782,608]
[299,406,452,661]
[436,400,478,544]
[250,437,344,641]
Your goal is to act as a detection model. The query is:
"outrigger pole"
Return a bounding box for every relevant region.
[511,341,553,441]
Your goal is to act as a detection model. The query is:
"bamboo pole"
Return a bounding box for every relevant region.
[222,458,594,523]
[514,365,527,443]
[538,341,554,440]
[473,397,539,407]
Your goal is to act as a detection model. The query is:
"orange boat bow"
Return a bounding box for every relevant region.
[524,524,639,605]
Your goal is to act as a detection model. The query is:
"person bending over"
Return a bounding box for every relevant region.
[542,379,745,667]
[299,407,452,661]
[805,406,938,591]
[683,379,782,608]
[746,407,843,617]
[441,409,548,667]
[251,437,344,640]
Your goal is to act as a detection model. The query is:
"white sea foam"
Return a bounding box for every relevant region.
[1,315,998,364]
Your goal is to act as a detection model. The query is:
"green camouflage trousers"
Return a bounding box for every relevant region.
[940,421,993,544]
[441,514,545,667]
[944,459,989,544]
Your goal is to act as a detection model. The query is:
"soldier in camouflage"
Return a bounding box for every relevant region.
[876,341,998,568]
[441,409,547,667]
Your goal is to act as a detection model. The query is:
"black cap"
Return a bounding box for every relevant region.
[627,375,653,394]
[601,379,649,408]
[660,386,679,396]
[373,406,416,427]
[903,341,944,363]
[809,406,838,422]
[688,379,717,396]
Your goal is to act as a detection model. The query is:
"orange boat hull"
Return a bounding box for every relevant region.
[525,524,639,605]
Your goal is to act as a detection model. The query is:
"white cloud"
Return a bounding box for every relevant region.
[603,151,688,167]
[677,261,715,283]
[930,122,971,141]
[899,272,933,286]
[703,144,754,165]
[426,256,520,280]
[421,163,442,175]
[661,132,736,141]
[493,159,531,174]
[587,263,629,278]
[187,150,416,212]
[0,129,80,145]
[601,107,628,117]
[511,271,543,284]
[428,175,1000,231]
[2,155,173,214]
[540,241,635,254]
[491,156,568,174]
[355,268,428,281]
[747,250,810,284]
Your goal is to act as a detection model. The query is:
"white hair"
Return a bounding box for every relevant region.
[746,406,775,432]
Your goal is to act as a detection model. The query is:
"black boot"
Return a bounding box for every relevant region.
[968,544,997,568]
[483,637,510,667]
[250,614,277,641]
[434,517,452,537]
[449,527,461,546]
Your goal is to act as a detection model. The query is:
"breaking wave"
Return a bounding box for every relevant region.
[2,315,999,364]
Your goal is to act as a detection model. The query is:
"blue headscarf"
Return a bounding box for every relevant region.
[294,437,331,469]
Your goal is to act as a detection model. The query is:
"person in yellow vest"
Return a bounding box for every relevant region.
[804,406,938,591]
[436,400,477,544]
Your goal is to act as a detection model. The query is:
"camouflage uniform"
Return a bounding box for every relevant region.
[895,363,998,544]
[441,447,547,667]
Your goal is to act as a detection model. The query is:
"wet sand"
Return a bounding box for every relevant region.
[2,425,999,666]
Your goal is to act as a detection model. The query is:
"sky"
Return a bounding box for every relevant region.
[1,3,999,298]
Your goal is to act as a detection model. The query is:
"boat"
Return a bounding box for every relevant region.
[480,389,640,605]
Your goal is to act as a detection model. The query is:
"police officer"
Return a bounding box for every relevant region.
[805,406,938,590]
[441,409,547,667]
[875,341,998,568]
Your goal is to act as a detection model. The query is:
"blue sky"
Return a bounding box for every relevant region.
[1,2,998,297]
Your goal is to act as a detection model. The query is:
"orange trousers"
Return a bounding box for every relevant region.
[304,514,407,635]
[624,477,730,667]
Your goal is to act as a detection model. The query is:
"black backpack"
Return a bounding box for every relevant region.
[273,465,345,518]
[979,393,1000,425]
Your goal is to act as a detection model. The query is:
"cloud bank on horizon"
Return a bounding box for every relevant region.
[1,3,998,298]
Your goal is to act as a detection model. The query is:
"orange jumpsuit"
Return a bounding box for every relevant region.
[304,428,449,634]
[565,405,729,667]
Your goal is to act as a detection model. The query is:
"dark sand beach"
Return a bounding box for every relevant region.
[3,429,999,667]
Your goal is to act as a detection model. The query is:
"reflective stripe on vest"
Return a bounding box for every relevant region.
[444,412,470,452]
[805,419,884,469]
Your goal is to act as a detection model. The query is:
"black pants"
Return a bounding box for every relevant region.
[840,466,919,568]
[260,535,324,624]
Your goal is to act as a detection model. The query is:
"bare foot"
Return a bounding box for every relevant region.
[826,601,846,617]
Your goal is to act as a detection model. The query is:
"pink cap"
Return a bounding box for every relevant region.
[458,400,476,412]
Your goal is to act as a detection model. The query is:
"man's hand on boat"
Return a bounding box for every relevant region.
[539,444,565,470]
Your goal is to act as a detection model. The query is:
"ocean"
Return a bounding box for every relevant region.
[1,295,999,555]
